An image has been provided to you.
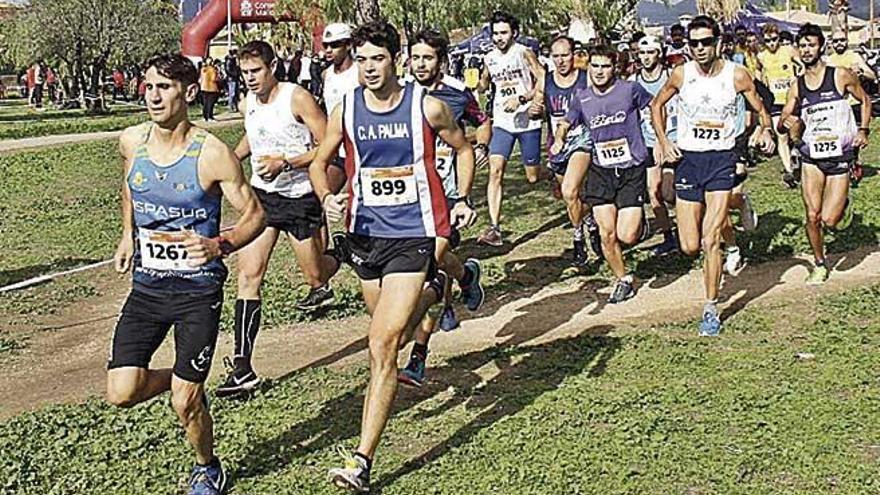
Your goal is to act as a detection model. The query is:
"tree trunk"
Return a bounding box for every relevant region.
[355,0,381,23]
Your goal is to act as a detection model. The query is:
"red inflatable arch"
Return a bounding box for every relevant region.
[181,0,322,58]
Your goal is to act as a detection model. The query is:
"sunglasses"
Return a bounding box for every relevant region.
[688,36,717,48]
[323,41,346,49]
[765,36,779,42]
[832,38,847,43]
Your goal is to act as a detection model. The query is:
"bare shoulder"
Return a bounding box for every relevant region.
[119,122,149,156]
[423,94,449,119]
[291,83,317,104]
[199,131,238,172]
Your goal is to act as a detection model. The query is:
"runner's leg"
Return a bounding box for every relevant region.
[171,377,213,464]
[802,163,827,262]
[593,204,625,278]
[702,191,731,302]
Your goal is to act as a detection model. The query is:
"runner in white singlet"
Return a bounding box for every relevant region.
[321,22,361,194]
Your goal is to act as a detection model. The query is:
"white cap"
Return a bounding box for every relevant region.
[638,35,663,52]
[617,42,630,52]
[323,23,352,44]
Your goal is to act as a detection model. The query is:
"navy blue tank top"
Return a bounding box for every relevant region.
[127,125,227,294]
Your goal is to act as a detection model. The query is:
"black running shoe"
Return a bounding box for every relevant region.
[782,171,799,189]
[572,238,588,267]
[216,357,260,398]
[608,279,635,304]
[296,284,334,310]
[328,232,352,265]
[585,215,604,261]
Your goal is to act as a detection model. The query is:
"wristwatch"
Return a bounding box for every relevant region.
[282,159,293,172]
[217,237,235,257]
[455,196,474,208]
[518,95,528,105]
[474,143,489,153]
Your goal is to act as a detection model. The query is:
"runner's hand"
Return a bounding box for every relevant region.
[254,155,287,182]
[779,115,799,132]
[659,140,682,164]
[751,128,776,154]
[503,96,520,113]
[113,236,134,273]
[854,128,869,148]
[183,230,221,267]
[528,100,544,119]
[652,146,666,167]
[450,202,477,229]
[323,193,349,223]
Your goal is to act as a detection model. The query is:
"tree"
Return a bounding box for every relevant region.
[570,0,640,36]
[696,0,742,22]
[0,0,180,110]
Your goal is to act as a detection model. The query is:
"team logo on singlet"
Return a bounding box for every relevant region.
[132,171,147,188]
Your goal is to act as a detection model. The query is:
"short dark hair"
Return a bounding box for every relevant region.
[734,24,746,33]
[411,28,449,61]
[631,31,646,43]
[779,31,794,42]
[721,33,736,44]
[670,24,685,34]
[588,44,618,64]
[143,53,198,87]
[490,10,519,34]
[551,35,576,52]
[353,20,401,58]
[688,15,721,38]
[239,40,276,67]
[796,23,825,47]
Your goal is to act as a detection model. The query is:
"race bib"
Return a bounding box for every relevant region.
[137,229,196,272]
[435,143,454,175]
[810,135,843,159]
[691,120,724,142]
[497,80,522,100]
[361,166,418,207]
[595,138,632,166]
[771,78,792,94]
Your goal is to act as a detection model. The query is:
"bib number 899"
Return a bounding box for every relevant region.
[371,179,407,197]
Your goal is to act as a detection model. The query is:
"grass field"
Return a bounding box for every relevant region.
[0,122,879,493]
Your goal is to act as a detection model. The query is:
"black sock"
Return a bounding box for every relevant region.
[460,266,474,287]
[412,342,428,358]
[234,299,262,366]
[354,452,372,471]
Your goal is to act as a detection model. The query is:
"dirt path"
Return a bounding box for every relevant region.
[0,113,242,154]
[2,243,878,422]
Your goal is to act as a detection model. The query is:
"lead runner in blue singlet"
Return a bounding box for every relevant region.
[309,21,477,493]
[107,54,265,495]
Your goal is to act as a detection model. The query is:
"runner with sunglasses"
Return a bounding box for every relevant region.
[651,15,775,336]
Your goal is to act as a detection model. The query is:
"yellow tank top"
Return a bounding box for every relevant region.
[828,51,861,105]
[759,47,795,105]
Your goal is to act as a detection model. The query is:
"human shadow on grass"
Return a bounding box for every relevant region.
[228,327,617,488]
[455,212,568,262]
[0,257,105,287]
[826,213,880,272]
[374,327,618,492]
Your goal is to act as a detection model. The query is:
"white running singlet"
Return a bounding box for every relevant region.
[485,43,541,133]
[677,61,738,152]
[245,82,314,198]
[323,63,360,116]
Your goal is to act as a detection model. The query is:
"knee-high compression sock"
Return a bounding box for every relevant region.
[234,299,262,367]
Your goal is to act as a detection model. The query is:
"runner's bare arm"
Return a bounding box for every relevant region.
[478,65,490,93]
[184,136,266,266]
[310,105,347,222]
[651,65,683,163]
[523,49,546,104]
[735,66,775,153]
[285,85,327,168]
[233,98,250,161]
[425,96,477,228]
[113,127,139,273]
[854,53,877,81]
[550,120,571,156]
[838,67,872,147]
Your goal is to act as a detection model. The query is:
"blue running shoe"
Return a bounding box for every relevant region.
[439,305,460,331]
[397,352,427,388]
[699,310,722,337]
[460,258,485,312]
[188,458,227,495]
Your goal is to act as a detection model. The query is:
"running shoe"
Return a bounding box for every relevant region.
[806,264,829,285]
[638,214,652,244]
[572,238,588,267]
[460,258,485,311]
[296,284,334,310]
[477,225,503,247]
[723,247,743,275]
[439,306,460,331]
[740,193,759,232]
[328,454,371,493]
[782,171,799,189]
[608,279,635,304]
[651,230,679,256]
[398,351,427,388]
[188,458,227,495]
[699,308,722,337]
[585,215,604,261]
[216,357,260,398]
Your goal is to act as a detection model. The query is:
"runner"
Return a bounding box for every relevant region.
[665,24,689,67]
[322,22,361,193]
[396,28,487,388]
[476,10,546,247]
[651,15,775,336]
[107,53,265,495]
[632,34,679,256]
[215,40,340,398]
[537,34,599,266]
[756,23,798,188]
[778,23,870,284]
[308,21,477,491]
[551,44,652,303]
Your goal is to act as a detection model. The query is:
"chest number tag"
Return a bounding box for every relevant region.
[810,135,842,159]
[362,166,418,207]
[138,229,196,271]
[595,138,633,166]
[435,143,454,175]
[692,120,724,142]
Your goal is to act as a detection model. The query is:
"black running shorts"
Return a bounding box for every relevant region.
[345,234,436,281]
[254,188,325,241]
[108,289,223,383]
[803,158,851,177]
[582,164,647,209]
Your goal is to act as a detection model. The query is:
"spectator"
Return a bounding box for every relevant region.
[32,62,44,108]
[46,67,57,104]
[298,52,313,91]
[112,68,127,101]
[273,54,289,82]
[665,24,688,66]
[289,49,303,84]
[224,49,242,111]
[199,56,221,121]
[309,53,323,95]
